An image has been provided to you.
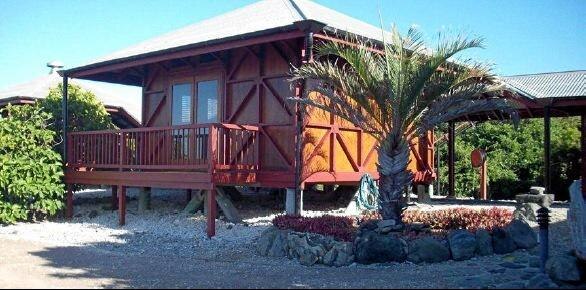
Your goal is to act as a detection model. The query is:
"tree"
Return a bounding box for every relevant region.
[39,83,114,154]
[290,27,516,223]
[0,105,64,224]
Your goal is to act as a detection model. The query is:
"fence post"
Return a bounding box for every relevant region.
[208,124,218,173]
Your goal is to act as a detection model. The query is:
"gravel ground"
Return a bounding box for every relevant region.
[0,188,581,288]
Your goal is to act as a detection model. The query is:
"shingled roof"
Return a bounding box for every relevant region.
[69,0,387,74]
[502,70,585,99]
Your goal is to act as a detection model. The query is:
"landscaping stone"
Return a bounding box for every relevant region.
[257,227,279,256]
[448,229,476,261]
[499,261,526,269]
[513,202,540,222]
[492,227,517,254]
[515,193,554,208]
[545,254,581,282]
[299,249,319,266]
[457,274,494,289]
[495,280,525,289]
[528,256,540,268]
[407,237,450,264]
[506,219,538,249]
[525,273,558,289]
[268,229,289,257]
[355,231,407,264]
[520,268,540,280]
[475,229,493,256]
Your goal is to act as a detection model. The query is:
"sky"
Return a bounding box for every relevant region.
[0,0,584,91]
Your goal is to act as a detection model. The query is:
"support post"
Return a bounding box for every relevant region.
[480,160,488,200]
[286,188,296,215]
[544,106,551,196]
[186,189,193,204]
[111,185,118,210]
[138,187,151,212]
[66,184,73,219]
[62,75,68,161]
[206,189,217,238]
[581,113,586,200]
[118,185,126,226]
[448,121,456,197]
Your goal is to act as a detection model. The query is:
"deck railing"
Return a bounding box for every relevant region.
[68,123,259,172]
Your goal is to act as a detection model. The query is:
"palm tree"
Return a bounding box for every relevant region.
[290,26,517,223]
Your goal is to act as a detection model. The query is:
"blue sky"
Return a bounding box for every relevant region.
[0,0,584,90]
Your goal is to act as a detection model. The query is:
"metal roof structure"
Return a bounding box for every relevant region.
[0,71,141,127]
[502,70,585,99]
[68,0,388,76]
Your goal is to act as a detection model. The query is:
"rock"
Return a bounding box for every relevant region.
[448,229,477,261]
[323,249,337,266]
[506,220,538,249]
[355,231,407,264]
[530,186,546,195]
[495,281,525,289]
[520,268,540,280]
[492,227,517,254]
[513,202,540,222]
[332,242,354,267]
[299,249,319,266]
[515,193,554,208]
[525,273,558,289]
[407,237,451,263]
[257,227,279,256]
[528,256,541,268]
[545,254,581,282]
[475,229,494,256]
[268,229,289,257]
[457,274,494,289]
[377,219,396,228]
[499,261,526,269]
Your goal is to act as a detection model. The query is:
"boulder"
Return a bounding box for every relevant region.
[545,254,581,282]
[506,220,538,249]
[407,237,450,263]
[299,249,319,266]
[257,227,279,256]
[448,229,477,261]
[322,241,354,267]
[355,231,407,264]
[257,227,289,257]
[287,233,327,262]
[492,227,517,254]
[530,186,546,195]
[525,273,558,289]
[475,229,493,256]
[515,193,554,208]
[513,202,540,222]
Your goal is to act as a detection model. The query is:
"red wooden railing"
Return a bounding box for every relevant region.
[68,123,259,172]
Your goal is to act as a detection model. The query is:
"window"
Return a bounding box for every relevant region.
[196,80,218,123]
[172,83,192,125]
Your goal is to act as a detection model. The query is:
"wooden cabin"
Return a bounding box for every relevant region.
[62,0,435,236]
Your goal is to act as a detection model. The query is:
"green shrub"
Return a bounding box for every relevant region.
[39,83,114,153]
[0,105,65,224]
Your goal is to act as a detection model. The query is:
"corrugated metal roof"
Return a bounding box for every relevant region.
[502,70,585,99]
[74,0,388,70]
[0,72,142,120]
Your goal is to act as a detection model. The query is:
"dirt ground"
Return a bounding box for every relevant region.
[0,188,581,289]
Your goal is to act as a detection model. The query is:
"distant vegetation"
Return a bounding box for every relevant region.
[436,117,581,200]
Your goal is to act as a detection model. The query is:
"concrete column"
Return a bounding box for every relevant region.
[286,188,296,215]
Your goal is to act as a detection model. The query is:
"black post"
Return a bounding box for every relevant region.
[62,75,68,162]
[448,121,456,197]
[537,206,550,273]
[544,106,551,196]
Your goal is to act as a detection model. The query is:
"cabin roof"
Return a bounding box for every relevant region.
[66,0,387,76]
[0,71,142,126]
[502,70,586,100]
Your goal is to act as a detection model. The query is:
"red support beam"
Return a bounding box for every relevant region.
[206,189,217,238]
[118,185,126,226]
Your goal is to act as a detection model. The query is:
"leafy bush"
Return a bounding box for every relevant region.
[402,207,513,232]
[273,215,356,242]
[0,105,65,224]
[39,83,114,153]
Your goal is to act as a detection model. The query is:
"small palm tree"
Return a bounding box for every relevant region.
[290,26,517,223]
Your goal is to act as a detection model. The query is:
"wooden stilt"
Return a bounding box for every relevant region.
[544,106,552,196]
[206,189,217,238]
[448,121,456,198]
[66,184,73,219]
[118,185,126,226]
[111,185,118,210]
[581,113,586,198]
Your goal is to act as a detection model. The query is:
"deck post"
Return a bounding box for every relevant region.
[286,188,296,215]
[111,185,118,210]
[582,113,586,198]
[544,106,551,196]
[66,184,73,219]
[118,185,126,226]
[61,74,68,161]
[206,188,217,238]
[447,121,456,197]
[138,187,151,212]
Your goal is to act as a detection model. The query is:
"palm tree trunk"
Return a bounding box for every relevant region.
[377,133,413,223]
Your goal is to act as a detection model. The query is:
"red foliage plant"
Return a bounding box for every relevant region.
[402,207,513,233]
[272,215,357,242]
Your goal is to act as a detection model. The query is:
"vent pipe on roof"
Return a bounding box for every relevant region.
[47,61,64,74]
